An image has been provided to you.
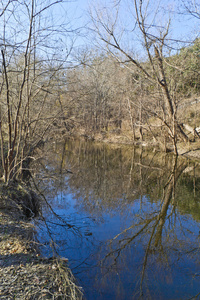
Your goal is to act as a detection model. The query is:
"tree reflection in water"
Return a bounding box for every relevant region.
[34,139,200,300]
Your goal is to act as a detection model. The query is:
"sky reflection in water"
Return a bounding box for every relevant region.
[35,140,200,300]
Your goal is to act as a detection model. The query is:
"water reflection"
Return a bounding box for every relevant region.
[35,139,200,299]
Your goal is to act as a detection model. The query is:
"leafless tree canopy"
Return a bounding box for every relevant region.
[0,0,200,183]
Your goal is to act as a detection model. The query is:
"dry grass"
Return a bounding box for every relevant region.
[0,257,83,299]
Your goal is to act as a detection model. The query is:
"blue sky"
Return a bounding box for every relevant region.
[53,0,199,52]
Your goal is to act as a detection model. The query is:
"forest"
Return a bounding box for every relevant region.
[0,0,199,183]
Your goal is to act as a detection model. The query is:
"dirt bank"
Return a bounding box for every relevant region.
[0,190,83,300]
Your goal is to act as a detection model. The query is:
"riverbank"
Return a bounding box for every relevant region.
[71,130,200,162]
[1,135,200,300]
[0,195,83,299]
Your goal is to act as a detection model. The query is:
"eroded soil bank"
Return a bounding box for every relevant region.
[0,184,82,300]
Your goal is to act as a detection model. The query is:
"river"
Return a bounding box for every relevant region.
[34,139,200,299]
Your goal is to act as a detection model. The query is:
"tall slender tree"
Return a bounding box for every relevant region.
[0,0,75,183]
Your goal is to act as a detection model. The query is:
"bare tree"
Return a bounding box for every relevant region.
[180,0,200,20]
[64,51,128,136]
[89,0,190,153]
[0,0,75,183]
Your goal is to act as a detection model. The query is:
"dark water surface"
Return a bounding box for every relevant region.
[35,139,200,299]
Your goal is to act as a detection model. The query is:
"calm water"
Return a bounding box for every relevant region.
[35,139,200,299]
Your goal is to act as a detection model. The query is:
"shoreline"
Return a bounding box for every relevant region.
[65,132,200,162]
[0,202,82,299]
[1,136,200,299]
